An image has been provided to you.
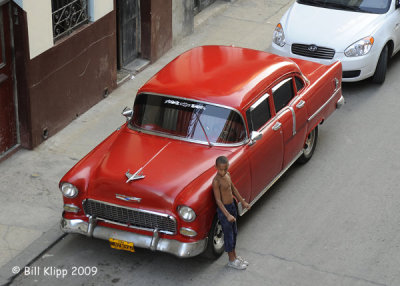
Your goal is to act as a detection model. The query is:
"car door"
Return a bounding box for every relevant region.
[271,76,308,167]
[390,0,400,53]
[246,93,284,202]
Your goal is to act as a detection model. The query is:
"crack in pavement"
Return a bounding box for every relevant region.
[244,248,387,286]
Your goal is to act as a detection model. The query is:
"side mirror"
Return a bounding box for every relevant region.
[249,131,262,145]
[122,107,133,121]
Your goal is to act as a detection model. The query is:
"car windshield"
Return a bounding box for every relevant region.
[296,0,391,14]
[131,93,247,145]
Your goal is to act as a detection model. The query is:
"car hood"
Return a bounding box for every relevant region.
[87,127,232,212]
[283,3,384,52]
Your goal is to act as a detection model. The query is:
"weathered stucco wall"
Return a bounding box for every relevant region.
[172,0,194,45]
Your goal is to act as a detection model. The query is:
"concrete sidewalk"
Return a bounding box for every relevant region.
[0,0,293,284]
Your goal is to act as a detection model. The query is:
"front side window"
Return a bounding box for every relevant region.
[295,76,304,92]
[246,94,271,132]
[296,0,391,14]
[132,94,246,145]
[272,78,294,113]
[52,0,88,41]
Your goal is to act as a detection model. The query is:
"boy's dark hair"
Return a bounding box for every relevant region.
[216,156,229,166]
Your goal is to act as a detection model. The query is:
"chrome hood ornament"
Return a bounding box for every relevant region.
[125,168,145,183]
[116,194,142,203]
[125,142,171,184]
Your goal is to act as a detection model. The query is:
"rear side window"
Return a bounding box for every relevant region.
[272,78,294,112]
[246,94,271,132]
[295,76,304,92]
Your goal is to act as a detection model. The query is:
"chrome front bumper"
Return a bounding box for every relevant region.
[336,95,345,109]
[60,218,208,258]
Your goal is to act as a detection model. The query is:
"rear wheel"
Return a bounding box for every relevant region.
[372,45,388,84]
[297,127,318,164]
[202,215,224,259]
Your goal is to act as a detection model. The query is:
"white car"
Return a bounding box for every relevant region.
[270,0,400,83]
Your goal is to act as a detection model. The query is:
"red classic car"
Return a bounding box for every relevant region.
[60,46,344,258]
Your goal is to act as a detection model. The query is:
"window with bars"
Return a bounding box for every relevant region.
[52,0,88,41]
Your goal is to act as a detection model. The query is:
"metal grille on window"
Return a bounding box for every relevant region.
[52,0,88,41]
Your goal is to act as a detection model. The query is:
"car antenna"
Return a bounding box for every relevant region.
[194,111,213,148]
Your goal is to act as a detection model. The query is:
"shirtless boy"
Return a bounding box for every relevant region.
[212,156,250,270]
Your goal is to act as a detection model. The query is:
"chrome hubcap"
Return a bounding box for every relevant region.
[213,220,224,251]
[303,130,315,157]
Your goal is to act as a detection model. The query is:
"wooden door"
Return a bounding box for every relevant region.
[117,0,140,68]
[0,3,17,155]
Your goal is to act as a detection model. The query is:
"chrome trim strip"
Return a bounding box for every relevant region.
[60,218,208,257]
[129,92,249,147]
[308,87,341,122]
[288,106,296,135]
[250,93,270,110]
[272,78,292,93]
[83,199,175,219]
[238,150,304,216]
[95,217,175,235]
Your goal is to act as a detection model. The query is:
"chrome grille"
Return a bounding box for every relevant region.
[292,44,335,60]
[83,199,176,234]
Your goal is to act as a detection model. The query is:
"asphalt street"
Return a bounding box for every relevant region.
[7,1,400,286]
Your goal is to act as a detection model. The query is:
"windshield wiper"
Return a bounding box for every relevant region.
[297,0,323,6]
[194,112,213,147]
[322,2,362,12]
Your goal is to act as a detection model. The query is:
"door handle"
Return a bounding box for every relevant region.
[296,100,305,109]
[272,122,282,131]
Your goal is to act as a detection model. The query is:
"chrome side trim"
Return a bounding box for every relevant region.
[288,106,296,135]
[238,150,304,216]
[129,92,249,147]
[60,218,208,258]
[308,87,341,122]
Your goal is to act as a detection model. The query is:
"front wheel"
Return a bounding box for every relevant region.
[297,127,318,164]
[372,45,388,84]
[202,215,224,259]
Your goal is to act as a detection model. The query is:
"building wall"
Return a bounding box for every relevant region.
[12,2,117,148]
[172,0,194,45]
[141,0,172,63]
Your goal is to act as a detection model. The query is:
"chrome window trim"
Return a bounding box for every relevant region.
[308,87,341,122]
[82,199,177,235]
[250,93,270,111]
[271,77,292,93]
[129,92,249,147]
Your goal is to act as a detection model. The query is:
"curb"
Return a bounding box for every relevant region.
[0,223,66,286]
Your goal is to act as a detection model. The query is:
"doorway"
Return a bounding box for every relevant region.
[116,0,141,68]
[0,2,17,156]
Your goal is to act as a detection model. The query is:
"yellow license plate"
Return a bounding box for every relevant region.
[109,238,135,252]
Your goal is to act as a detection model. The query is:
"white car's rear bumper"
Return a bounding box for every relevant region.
[270,43,379,82]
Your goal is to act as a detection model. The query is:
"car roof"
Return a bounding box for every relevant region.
[138,45,301,111]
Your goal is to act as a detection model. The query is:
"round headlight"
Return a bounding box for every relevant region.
[272,23,286,47]
[60,183,79,198]
[178,206,196,222]
[344,36,374,57]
